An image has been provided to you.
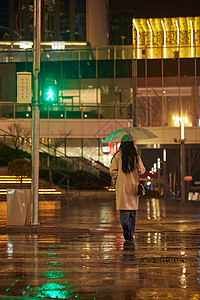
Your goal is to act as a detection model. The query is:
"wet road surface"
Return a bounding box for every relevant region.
[0,196,199,299]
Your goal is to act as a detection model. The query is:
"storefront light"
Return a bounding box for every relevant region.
[172,115,189,127]
[157,158,161,169]
[19,43,33,49]
[180,120,185,140]
[163,149,167,162]
[102,145,111,154]
[51,43,65,50]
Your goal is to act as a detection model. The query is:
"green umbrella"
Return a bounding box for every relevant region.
[103,127,157,143]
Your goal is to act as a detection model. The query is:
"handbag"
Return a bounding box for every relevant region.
[137,183,145,196]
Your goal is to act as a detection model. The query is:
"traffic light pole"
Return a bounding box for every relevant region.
[31,0,41,225]
[180,139,185,202]
[180,121,185,203]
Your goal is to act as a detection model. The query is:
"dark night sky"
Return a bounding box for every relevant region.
[109,0,200,18]
[0,1,8,10]
[0,0,200,17]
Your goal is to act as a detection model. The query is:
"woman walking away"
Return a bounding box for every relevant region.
[110,134,146,241]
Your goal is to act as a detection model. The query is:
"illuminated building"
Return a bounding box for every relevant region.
[132,17,200,59]
[0,6,200,182]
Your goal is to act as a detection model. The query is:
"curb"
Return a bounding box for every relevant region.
[0,226,90,235]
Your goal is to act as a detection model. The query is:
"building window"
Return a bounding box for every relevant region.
[116,60,132,78]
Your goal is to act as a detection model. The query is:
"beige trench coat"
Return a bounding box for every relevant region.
[110,151,146,210]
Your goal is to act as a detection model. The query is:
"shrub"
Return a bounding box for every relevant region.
[8,158,31,184]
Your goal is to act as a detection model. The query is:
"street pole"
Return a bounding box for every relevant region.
[180,140,185,202]
[157,158,161,195]
[163,149,167,198]
[31,0,41,225]
[158,168,160,194]
[180,120,185,202]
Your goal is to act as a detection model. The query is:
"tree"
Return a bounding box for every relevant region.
[7,123,31,151]
[8,158,31,185]
[50,130,71,156]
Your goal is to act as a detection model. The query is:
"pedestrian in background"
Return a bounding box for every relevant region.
[110,134,146,241]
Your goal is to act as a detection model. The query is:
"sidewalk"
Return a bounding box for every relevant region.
[0,194,199,299]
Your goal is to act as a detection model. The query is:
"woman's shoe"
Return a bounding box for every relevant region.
[123,225,129,240]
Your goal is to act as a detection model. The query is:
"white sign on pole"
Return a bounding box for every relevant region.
[17,72,32,103]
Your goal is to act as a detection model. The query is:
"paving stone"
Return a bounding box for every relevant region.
[0,197,199,299]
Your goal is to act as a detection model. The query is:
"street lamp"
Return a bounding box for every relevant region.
[174,118,186,202]
[157,158,161,193]
[180,120,186,202]
[163,149,167,197]
[153,163,157,192]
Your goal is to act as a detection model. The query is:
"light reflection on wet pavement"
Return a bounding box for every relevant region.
[0,197,199,299]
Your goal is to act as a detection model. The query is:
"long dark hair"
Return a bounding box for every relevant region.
[120,140,138,173]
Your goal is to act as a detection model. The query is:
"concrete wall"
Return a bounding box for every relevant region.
[0,118,200,145]
[86,0,107,46]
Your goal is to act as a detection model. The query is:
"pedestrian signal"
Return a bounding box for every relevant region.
[42,84,58,104]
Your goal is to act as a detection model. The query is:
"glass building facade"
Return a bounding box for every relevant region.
[0,35,200,173]
[0,41,199,129]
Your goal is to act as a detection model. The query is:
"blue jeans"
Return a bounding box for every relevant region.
[120,210,136,240]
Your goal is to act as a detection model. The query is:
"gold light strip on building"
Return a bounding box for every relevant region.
[147,20,153,46]
[175,20,180,45]
[133,19,140,58]
[161,19,166,58]
[132,16,200,59]
[133,20,140,47]
[161,20,166,46]
[190,20,194,57]
[147,20,153,58]
[190,21,193,45]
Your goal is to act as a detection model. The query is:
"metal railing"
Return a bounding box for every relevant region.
[0,102,133,120]
[1,44,200,62]
[0,128,111,187]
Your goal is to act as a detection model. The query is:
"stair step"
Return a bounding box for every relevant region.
[0,193,74,201]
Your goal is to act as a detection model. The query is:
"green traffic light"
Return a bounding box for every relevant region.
[46,88,54,101]
[42,86,58,103]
